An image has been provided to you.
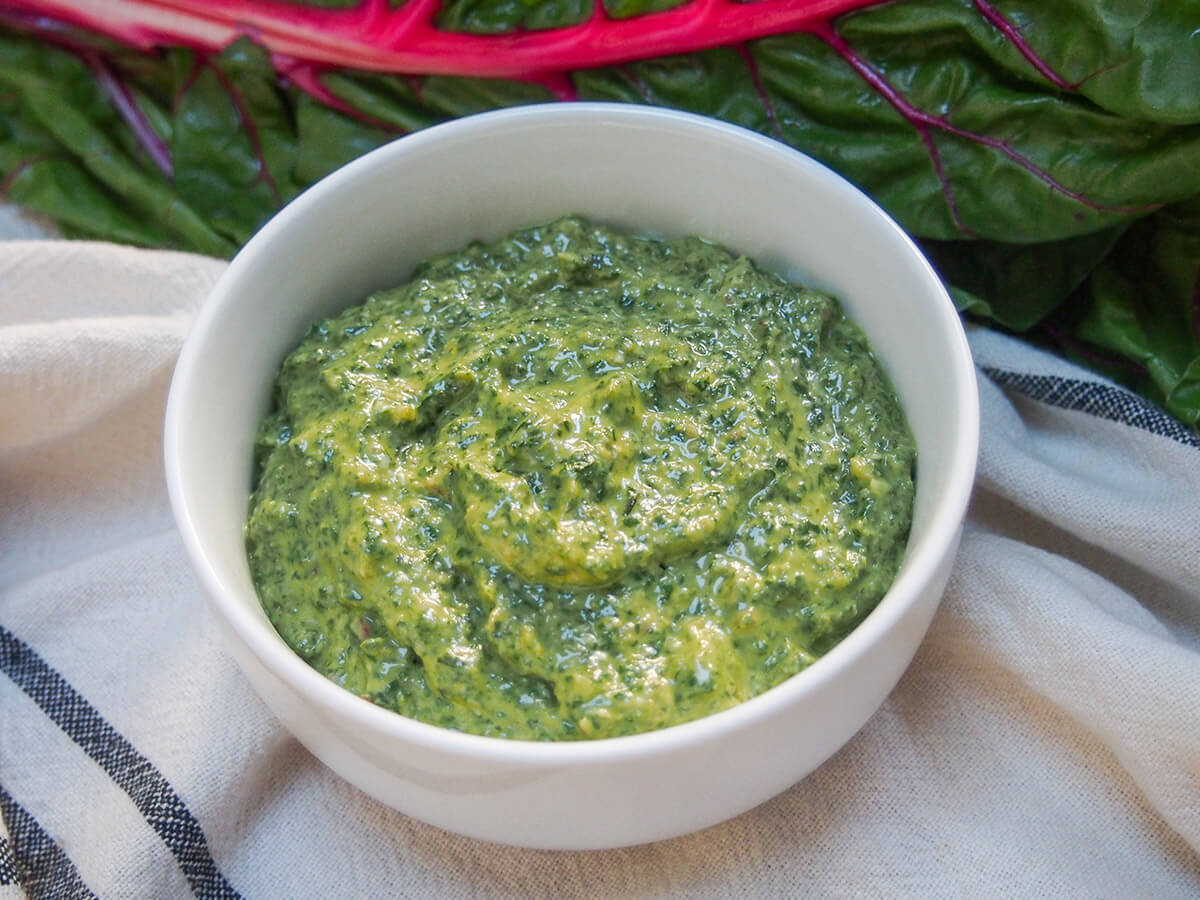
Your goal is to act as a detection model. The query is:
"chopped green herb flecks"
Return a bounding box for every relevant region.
[246,217,916,740]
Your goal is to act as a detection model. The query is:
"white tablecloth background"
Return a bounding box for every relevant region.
[1,220,1197,897]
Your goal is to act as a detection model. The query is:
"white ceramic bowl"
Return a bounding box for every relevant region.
[165,104,978,850]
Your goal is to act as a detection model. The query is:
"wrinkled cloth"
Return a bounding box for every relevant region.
[1,237,1198,899]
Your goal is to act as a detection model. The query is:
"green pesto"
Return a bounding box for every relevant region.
[246,217,916,741]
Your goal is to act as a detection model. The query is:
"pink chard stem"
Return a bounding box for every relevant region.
[0,0,884,78]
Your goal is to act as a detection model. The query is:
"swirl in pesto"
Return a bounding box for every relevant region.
[246,217,916,740]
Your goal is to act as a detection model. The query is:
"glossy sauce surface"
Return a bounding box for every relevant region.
[246,217,916,740]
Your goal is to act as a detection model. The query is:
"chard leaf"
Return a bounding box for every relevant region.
[6,0,1198,252]
[437,0,592,33]
[168,40,301,246]
[313,72,442,133]
[407,75,558,117]
[0,29,231,254]
[574,20,1200,242]
[1070,197,1200,429]
[602,0,693,21]
[815,0,1200,239]
[292,95,393,187]
[955,0,1200,125]
[921,227,1127,330]
[316,71,556,132]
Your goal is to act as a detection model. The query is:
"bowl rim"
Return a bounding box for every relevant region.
[164,102,979,766]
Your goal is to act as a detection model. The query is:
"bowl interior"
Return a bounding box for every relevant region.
[166,103,977,752]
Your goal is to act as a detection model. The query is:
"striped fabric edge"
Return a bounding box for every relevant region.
[0,831,18,886]
[0,783,97,900]
[981,367,1200,451]
[0,626,242,900]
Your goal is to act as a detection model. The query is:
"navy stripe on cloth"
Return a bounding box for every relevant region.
[0,626,242,900]
[0,831,19,885]
[0,783,97,899]
[982,367,1200,450]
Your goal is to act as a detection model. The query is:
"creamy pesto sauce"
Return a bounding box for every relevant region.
[246,217,916,741]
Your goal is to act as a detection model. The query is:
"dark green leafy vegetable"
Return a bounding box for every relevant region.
[1071,198,1200,426]
[922,228,1129,331]
[437,0,592,33]
[0,0,1198,428]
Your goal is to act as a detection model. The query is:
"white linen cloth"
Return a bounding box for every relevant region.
[1,236,1198,899]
